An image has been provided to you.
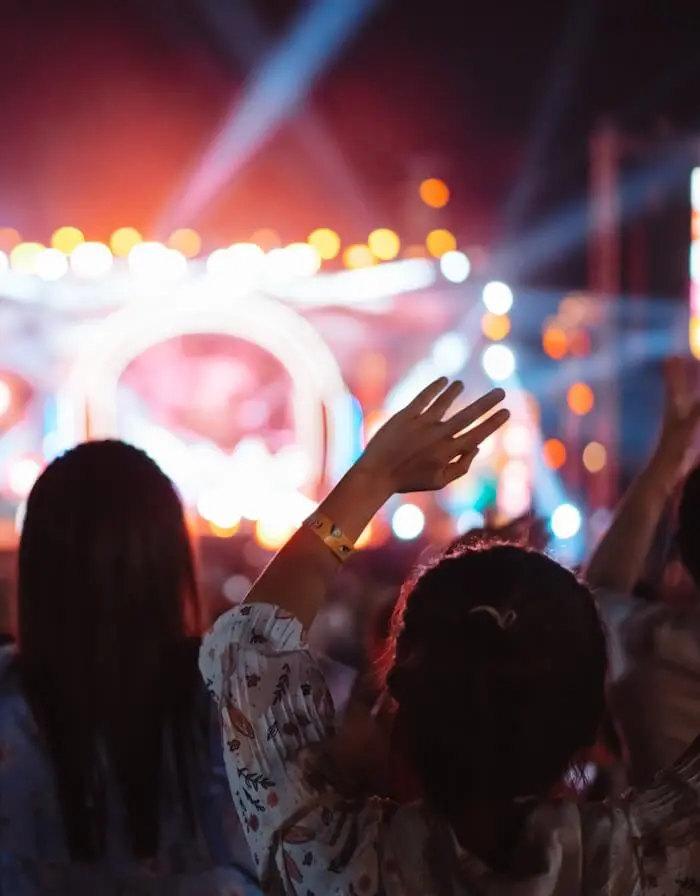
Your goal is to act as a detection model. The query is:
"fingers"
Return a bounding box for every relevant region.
[442,449,479,486]
[423,380,464,421]
[451,408,510,456]
[443,387,506,436]
[402,377,449,417]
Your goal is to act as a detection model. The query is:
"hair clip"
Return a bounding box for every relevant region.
[467,605,517,629]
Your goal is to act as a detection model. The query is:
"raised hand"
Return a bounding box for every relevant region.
[654,356,700,480]
[356,377,510,494]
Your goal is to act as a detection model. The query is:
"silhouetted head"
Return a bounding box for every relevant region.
[380,545,607,822]
[678,464,700,589]
[17,440,205,859]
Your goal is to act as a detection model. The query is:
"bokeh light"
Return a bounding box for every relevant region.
[542,325,568,359]
[168,228,202,258]
[284,242,321,277]
[568,329,592,357]
[440,250,471,283]
[342,244,375,269]
[8,457,42,498]
[368,228,400,261]
[403,244,427,259]
[129,242,187,281]
[308,227,341,261]
[551,503,582,539]
[255,516,298,551]
[51,226,84,254]
[0,380,12,418]
[36,248,69,281]
[110,227,143,257]
[250,229,281,251]
[418,178,450,209]
[482,344,516,381]
[567,382,595,416]
[481,312,511,341]
[0,228,21,252]
[70,242,113,279]
[426,228,457,258]
[482,281,514,315]
[583,441,607,473]
[392,503,425,540]
[543,438,566,470]
[10,242,44,274]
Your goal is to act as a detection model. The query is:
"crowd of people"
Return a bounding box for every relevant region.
[3,362,700,894]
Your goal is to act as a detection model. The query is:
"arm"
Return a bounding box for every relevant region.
[245,379,510,630]
[586,357,700,594]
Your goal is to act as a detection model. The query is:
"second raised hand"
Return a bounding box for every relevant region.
[356,378,510,495]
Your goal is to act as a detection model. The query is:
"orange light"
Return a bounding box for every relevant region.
[255,517,298,551]
[342,244,375,269]
[691,316,700,359]
[368,228,400,261]
[356,522,373,548]
[481,312,511,341]
[110,227,142,257]
[51,226,84,254]
[419,178,450,209]
[542,326,568,359]
[693,212,700,241]
[209,521,240,538]
[250,229,281,251]
[168,228,201,258]
[543,439,566,470]
[582,442,607,473]
[308,228,340,261]
[567,383,595,416]
[0,228,21,252]
[426,228,457,258]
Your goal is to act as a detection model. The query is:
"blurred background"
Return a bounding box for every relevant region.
[1,0,700,638]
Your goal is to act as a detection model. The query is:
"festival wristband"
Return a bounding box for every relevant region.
[303,513,356,562]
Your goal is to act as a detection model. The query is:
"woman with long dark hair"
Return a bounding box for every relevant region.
[0,440,260,894]
[202,378,700,894]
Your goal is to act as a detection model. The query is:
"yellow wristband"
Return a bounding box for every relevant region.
[304,513,356,562]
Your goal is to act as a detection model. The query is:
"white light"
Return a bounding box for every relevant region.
[482,344,516,381]
[392,503,425,540]
[8,458,42,498]
[197,490,242,530]
[502,423,532,456]
[457,508,485,532]
[440,250,471,283]
[551,503,582,539]
[0,251,8,276]
[36,248,69,281]
[284,243,321,278]
[692,168,700,212]
[70,242,113,279]
[128,242,187,281]
[431,331,470,374]
[0,380,12,417]
[482,281,514,315]
[692,241,700,282]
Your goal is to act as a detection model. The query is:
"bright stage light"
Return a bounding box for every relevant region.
[8,457,41,498]
[419,178,450,209]
[482,344,516,381]
[197,490,242,531]
[392,503,425,540]
[426,229,457,258]
[0,251,8,276]
[10,243,44,275]
[551,503,581,540]
[308,228,340,260]
[343,244,375,269]
[0,380,12,417]
[128,242,187,281]
[283,242,322,278]
[498,460,531,518]
[368,228,400,261]
[36,248,69,281]
[70,242,113,279]
[110,227,142,257]
[168,228,202,258]
[440,250,470,283]
[502,423,531,456]
[51,226,84,254]
[431,332,469,375]
[482,281,513,315]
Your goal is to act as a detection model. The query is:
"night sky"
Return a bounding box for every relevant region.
[1,0,700,288]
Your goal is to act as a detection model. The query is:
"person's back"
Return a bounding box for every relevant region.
[0,440,260,894]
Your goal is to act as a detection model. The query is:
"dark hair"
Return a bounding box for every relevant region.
[678,465,700,587]
[16,440,206,861]
[446,514,550,555]
[380,544,607,820]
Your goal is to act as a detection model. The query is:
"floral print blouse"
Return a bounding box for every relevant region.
[200,602,700,896]
[0,644,262,896]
